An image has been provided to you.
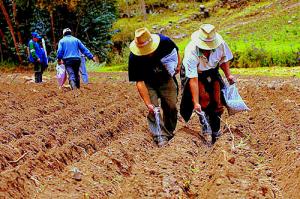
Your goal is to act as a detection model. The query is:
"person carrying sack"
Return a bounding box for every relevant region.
[180,24,235,144]
[128,27,180,147]
[57,28,96,89]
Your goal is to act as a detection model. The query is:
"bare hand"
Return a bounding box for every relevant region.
[147,104,155,114]
[92,56,97,62]
[227,75,236,85]
[193,103,202,113]
[175,65,181,75]
[58,60,63,65]
[37,58,41,63]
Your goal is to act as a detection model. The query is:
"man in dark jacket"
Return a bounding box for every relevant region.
[128,27,180,147]
[57,28,96,89]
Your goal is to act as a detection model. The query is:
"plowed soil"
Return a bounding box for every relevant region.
[0,72,299,199]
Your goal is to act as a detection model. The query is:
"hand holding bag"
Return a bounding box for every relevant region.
[56,64,67,87]
[222,83,250,115]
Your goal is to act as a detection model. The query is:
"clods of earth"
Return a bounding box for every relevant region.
[0,72,299,198]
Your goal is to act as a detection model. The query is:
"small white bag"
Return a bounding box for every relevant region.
[56,64,67,87]
[222,83,250,115]
[161,48,178,76]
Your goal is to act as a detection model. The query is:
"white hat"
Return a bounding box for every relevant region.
[63,28,72,35]
[191,24,224,50]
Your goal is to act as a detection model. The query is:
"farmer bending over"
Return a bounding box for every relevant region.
[180,24,235,144]
[128,28,180,147]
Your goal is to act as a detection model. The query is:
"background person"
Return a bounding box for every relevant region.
[57,28,96,89]
[28,32,45,83]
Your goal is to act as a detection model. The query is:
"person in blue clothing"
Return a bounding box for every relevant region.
[28,32,45,83]
[57,28,96,89]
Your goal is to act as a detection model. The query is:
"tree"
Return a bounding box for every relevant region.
[12,0,22,44]
[0,0,117,64]
[0,0,22,63]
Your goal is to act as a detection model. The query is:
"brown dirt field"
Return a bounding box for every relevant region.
[0,72,299,199]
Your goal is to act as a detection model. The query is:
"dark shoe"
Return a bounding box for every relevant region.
[212,131,221,144]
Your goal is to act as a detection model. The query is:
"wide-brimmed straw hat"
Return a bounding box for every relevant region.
[191,24,224,50]
[129,27,160,56]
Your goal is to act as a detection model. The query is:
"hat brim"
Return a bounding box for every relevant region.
[191,31,223,50]
[129,34,160,56]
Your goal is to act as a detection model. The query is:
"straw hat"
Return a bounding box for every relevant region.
[129,28,160,56]
[191,24,224,50]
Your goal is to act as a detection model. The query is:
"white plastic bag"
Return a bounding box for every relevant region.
[147,107,164,142]
[222,84,250,115]
[161,48,178,76]
[56,64,67,87]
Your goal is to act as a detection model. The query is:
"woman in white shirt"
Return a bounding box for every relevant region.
[180,24,235,144]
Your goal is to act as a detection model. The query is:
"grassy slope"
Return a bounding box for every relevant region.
[97,0,300,76]
[90,61,300,78]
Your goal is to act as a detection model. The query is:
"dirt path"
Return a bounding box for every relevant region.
[0,72,299,198]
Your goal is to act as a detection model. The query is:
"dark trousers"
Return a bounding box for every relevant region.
[34,62,43,83]
[146,77,178,142]
[64,58,81,89]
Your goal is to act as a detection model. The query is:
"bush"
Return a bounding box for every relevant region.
[232,46,300,68]
[107,43,131,66]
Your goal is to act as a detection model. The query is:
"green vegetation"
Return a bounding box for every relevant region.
[108,0,300,69]
[87,58,300,78]
[0,0,116,64]
[1,0,299,72]
[220,2,300,67]
[231,66,300,78]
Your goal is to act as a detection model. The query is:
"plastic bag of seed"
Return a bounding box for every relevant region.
[56,64,67,87]
[222,83,250,115]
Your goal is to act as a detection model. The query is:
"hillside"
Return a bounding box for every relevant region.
[107,0,300,69]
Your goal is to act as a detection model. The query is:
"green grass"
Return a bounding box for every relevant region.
[107,0,300,69]
[113,2,200,44]
[86,60,127,72]
[231,66,300,78]
[221,8,300,52]
[91,58,300,79]
[91,64,127,72]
